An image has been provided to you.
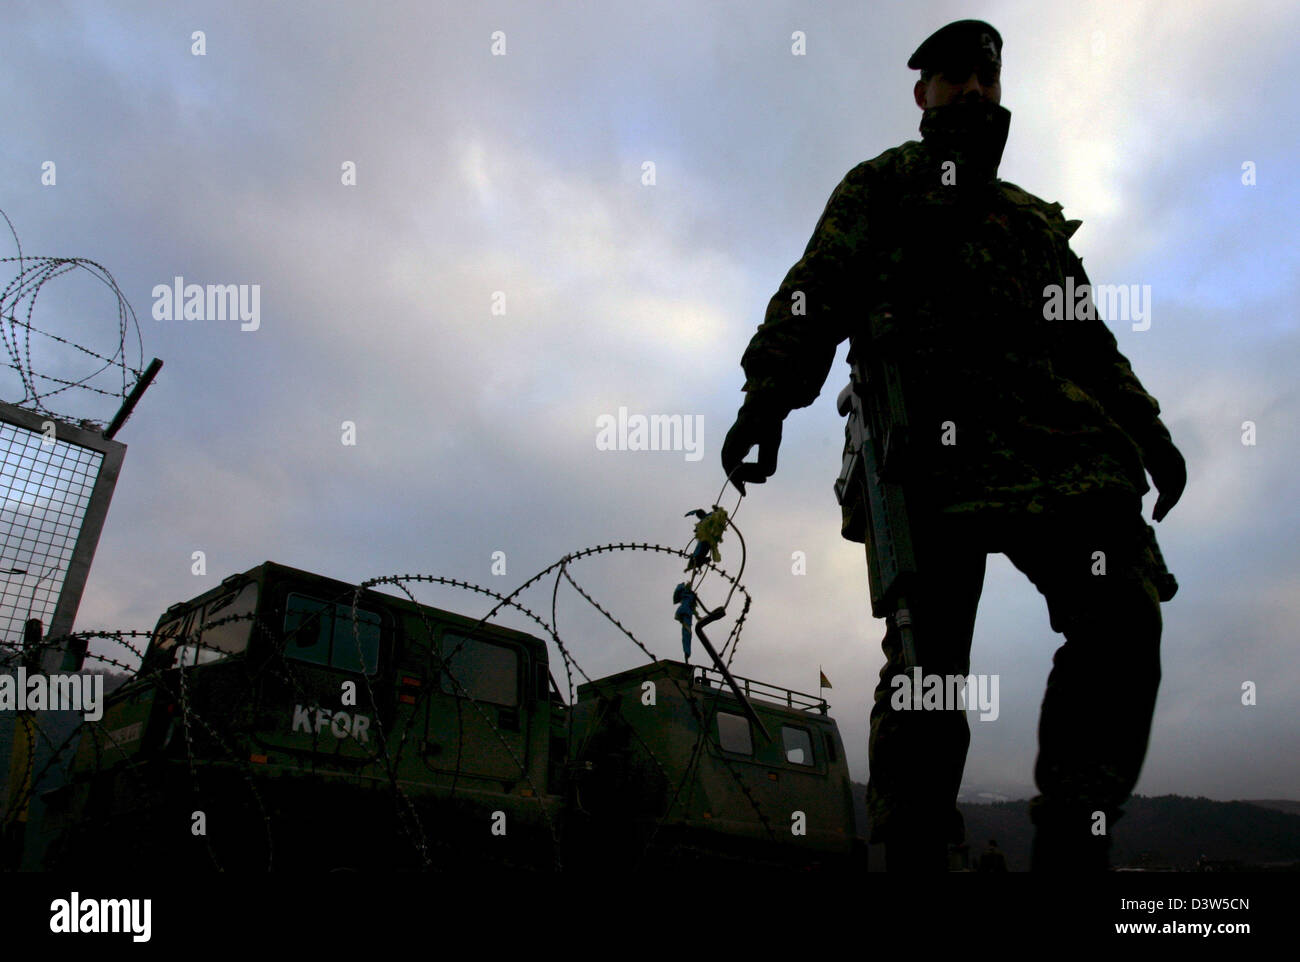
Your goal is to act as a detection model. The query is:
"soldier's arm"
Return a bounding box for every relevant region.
[1055,251,1176,459]
[738,162,875,418]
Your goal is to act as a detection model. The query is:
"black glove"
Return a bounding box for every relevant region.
[721,397,784,496]
[1143,430,1186,523]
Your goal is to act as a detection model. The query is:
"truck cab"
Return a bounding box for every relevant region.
[38,561,563,869]
[567,660,856,869]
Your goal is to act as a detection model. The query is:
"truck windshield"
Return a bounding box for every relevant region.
[150,582,259,669]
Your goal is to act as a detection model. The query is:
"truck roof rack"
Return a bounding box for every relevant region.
[692,665,829,715]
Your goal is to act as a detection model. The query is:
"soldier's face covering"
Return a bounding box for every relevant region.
[919,100,1011,183]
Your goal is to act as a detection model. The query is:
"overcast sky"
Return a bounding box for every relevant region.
[2,0,1297,802]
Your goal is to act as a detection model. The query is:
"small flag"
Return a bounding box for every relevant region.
[819,670,832,689]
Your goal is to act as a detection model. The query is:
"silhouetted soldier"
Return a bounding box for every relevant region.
[721,20,1185,872]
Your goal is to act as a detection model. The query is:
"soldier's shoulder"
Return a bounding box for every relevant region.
[858,140,927,180]
[997,179,1058,213]
[826,141,925,188]
[998,180,1083,238]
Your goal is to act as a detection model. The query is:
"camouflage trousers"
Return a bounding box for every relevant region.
[865,502,1165,869]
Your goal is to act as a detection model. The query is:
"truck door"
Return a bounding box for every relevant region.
[422,631,530,783]
[253,590,391,764]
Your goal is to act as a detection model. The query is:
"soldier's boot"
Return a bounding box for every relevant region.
[1029,802,1111,873]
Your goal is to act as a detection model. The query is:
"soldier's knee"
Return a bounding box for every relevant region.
[1118,576,1164,673]
[1055,573,1163,642]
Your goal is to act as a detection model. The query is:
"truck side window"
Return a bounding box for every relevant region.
[284,596,331,666]
[439,632,518,707]
[781,725,814,766]
[330,606,383,674]
[716,712,753,755]
[284,593,381,674]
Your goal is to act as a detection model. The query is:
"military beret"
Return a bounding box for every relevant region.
[908,19,1002,73]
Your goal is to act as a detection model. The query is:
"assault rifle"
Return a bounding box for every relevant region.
[834,351,923,671]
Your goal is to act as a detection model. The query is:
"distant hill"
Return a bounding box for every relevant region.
[1245,799,1300,817]
[850,781,1300,871]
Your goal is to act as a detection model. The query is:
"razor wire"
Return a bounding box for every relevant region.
[0,209,146,428]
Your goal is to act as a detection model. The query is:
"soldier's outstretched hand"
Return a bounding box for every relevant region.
[1147,435,1187,522]
[721,404,783,496]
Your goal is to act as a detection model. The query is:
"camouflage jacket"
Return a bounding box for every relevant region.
[738,102,1175,531]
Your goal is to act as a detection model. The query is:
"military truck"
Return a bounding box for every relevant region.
[28,561,861,871]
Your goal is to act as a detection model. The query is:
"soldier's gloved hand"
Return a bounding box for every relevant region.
[721,397,784,496]
[1144,433,1186,523]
